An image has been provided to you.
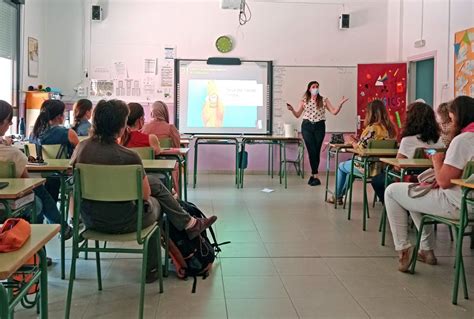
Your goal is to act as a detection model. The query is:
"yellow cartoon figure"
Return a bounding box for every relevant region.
[202,81,224,127]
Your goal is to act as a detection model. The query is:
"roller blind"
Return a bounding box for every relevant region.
[0,1,16,59]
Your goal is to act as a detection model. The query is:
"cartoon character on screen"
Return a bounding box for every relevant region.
[202,81,224,128]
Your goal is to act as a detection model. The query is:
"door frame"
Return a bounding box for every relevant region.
[407,50,437,106]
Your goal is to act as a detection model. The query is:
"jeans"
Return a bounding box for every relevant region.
[301,120,325,175]
[371,172,386,204]
[385,183,459,251]
[34,184,62,224]
[336,160,353,197]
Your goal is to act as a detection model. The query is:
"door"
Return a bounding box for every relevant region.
[409,58,434,106]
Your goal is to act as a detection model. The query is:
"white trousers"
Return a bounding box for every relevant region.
[385,183,459,251]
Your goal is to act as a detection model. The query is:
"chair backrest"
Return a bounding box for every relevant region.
[130,147,154,160]
[25,143,66,159]
[462,161,474,179]
[413,147,447,159]
[158,137,172,149]
[24,143,37,158]
[367,139,397,149]
[0,161,16,178]
[75,164,143,201]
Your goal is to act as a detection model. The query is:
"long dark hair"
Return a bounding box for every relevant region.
[303,81,323,108]
[365,99,397,138]
[0,100,13,125]
[448,95,474,138]
[72,99,92,131]
[31,100,65,138]
[401,102,440,143]
[91,99,129,144]
[120,102,145,146]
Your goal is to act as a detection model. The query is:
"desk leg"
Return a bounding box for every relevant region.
[283,142,288,188]
[347,155,356,220]
[0,284,8,319]
[324,147,331,202]
[267,144,271,176]
[193,140,199,188]
[38,248,48,319]
[235,142,239,187]
[279,143,283,184]
[271,143,274,179]
[60,176,66,280]
[183,157,188,201]
[362,158,369,231]
[380,166,390,246]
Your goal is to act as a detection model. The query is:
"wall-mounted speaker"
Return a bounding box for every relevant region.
[10,0,25,4]
[339,14,350,29]
[92,5,103,21]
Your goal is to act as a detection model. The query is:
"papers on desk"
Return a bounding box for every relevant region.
[261,188,274,193]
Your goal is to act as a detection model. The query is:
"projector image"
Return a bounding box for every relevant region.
[221,0,242,10]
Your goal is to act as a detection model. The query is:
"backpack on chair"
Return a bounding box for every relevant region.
[163,200,230,293]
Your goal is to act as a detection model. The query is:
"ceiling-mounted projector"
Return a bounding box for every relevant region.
[221,0,242,10]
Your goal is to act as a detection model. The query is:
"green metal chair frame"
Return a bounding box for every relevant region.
[345,139,398,231]
[158,137,172,149]
[409,161,474,305]
[130,147,155,160]
[24,143,67,159]
[280,142,305,179]
[65,164,163,319]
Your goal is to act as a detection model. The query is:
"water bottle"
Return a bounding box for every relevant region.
[19,118,25,139]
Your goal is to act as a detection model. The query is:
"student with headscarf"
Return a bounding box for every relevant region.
[142,101,180,148]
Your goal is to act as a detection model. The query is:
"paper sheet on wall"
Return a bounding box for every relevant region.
[164,47,176,60]
[91,66,111,80]
[144,58,157,74]
[161,66,173,87]
[90,80,114,97]
[114,62,127,79]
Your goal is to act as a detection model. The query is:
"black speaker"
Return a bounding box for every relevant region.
[10,0,25,4]
[92,5,103,21]
[207,57,241,65]
[339,14,350,29]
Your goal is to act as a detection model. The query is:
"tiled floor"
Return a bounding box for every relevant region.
[15,174,474,318]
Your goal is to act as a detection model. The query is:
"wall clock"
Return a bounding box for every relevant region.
[215,35,233,53]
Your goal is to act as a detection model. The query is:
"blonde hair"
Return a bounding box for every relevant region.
[151,101,170,123]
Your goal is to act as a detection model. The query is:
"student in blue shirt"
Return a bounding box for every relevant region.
[72,99,92,136]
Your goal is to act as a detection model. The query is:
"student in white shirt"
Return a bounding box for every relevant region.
[371,102,444,202]
[385,96,474,272]
[0,100,72,240]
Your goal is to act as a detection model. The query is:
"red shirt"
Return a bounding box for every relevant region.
[125,131,150,148]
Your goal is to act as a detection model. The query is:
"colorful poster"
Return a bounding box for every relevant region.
[454,27,474,97]
[357,63,407,136]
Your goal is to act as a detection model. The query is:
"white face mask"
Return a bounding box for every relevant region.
[310,88,319,96]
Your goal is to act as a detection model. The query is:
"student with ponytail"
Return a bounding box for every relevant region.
[72,99,92,136]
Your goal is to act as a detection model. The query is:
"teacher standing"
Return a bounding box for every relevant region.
[287,81,348,186]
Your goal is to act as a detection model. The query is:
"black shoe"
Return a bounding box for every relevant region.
[47,257,53,267]
[307,176,315,185]
[186,216,218,240]
[61,226,73,241]
[310,177,321,186]
[145,268,159,284]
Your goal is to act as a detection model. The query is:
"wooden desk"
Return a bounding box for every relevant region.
[0,224,60,319]
[380,158,433,169]
[451,179,474,189]
[0,178,45,200]
[26,159,71,172]
[325,143,353,208]
[158,148,190,201]
[192,135,240,189]
[240,136,304,189]
[142,159,176,172]
[346,148,398,231]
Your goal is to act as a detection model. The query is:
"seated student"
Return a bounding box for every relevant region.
[385,95,474,272]
[437,102,453,146]
[120,102,161,155]
[142,101,180,148]
[70,99,217,283]
[0,100,73,239]
[72,99,93,136]
[29,100,80,201]
[328,99,397,204]
[371,102,444,203]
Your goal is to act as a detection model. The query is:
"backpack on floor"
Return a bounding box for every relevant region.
[163,200,230,293]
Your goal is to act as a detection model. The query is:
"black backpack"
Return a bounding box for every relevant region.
[164,200,230,293]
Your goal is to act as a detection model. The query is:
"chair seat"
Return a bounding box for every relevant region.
[82,222,157,242]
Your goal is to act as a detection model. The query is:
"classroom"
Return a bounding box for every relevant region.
[0,0,474,318]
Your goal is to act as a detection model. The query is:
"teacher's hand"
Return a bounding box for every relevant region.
[340,96,349,105]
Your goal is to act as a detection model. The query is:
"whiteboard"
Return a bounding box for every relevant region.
[273,66,357,133]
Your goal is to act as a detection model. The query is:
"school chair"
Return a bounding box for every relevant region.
[24,143,67,159]
[130,147,155,160]
[345,139,398,230]
[409,161,474,305]
[0,161,15,178]
[158,137,172,149]
[280,142,305,178]
[65,164,164,319]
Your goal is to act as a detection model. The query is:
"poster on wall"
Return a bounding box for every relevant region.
[28,37,39,78]
[454,27,474,97]
[357,63,407,136]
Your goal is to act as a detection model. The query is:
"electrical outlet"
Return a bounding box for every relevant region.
[77,86,87,96]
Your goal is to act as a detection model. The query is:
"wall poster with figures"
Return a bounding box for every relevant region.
[454,27,474,97]
[357,63,407,136]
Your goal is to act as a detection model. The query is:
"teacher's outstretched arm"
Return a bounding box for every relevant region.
[324,96,349,115]
[286,101,305,118]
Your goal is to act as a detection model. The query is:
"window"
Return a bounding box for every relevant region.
[0,0,20,134]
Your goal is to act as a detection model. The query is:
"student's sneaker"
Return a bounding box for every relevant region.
[417,250,437,265]
[186,216,218,240]
[47,257,53,267]
[145,268,159,284]
[60,226,73,241]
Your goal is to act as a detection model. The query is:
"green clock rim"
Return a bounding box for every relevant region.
[216,36,233,53]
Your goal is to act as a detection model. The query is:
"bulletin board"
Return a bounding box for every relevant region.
[454,27,474,97]
[357,63,407,136]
